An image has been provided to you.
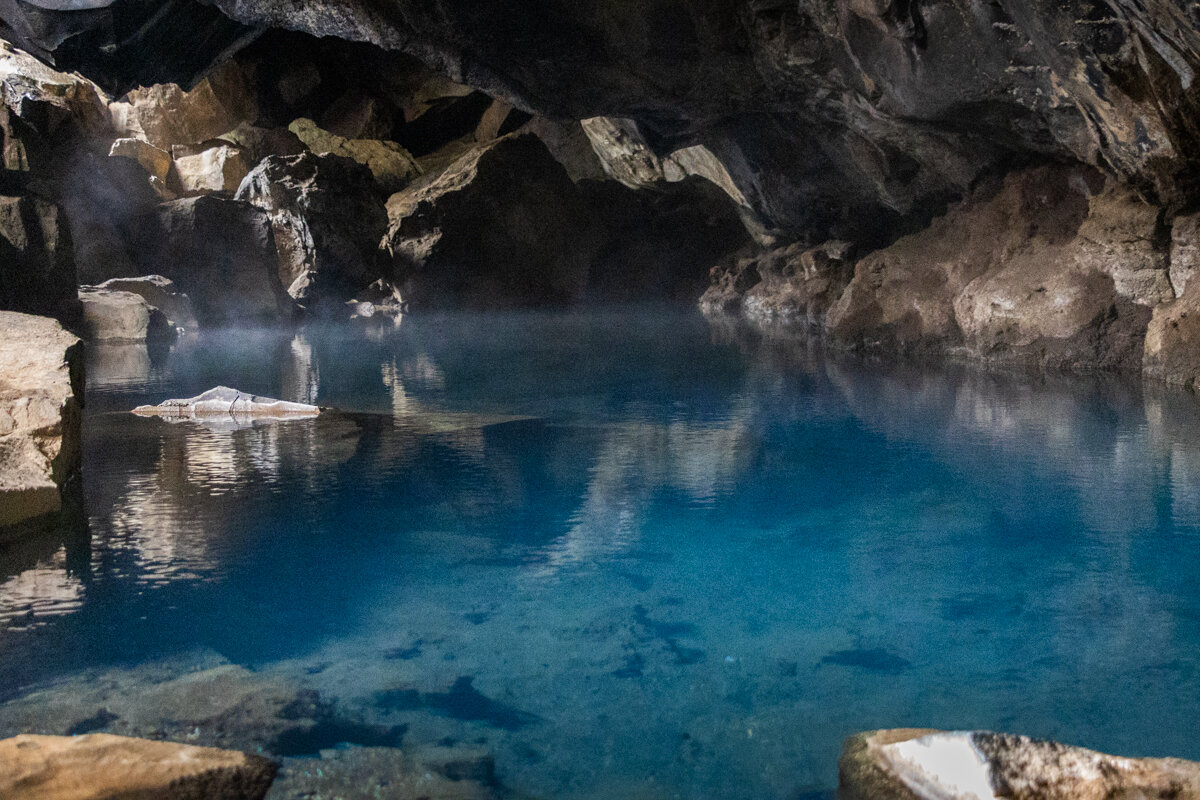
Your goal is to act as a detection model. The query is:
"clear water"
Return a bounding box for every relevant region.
[3,307,1200,798]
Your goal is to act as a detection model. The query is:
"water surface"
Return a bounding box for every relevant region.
[2,308,1200,798]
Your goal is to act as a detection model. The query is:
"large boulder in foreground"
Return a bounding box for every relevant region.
[385,133,603,308]
[0,733,276,800]
[839,729,1200,800]
[235,152,388,307]
[0,312,82,533]
[153,196,292,325]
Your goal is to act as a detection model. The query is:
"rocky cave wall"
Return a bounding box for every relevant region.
[5,0,1200,383]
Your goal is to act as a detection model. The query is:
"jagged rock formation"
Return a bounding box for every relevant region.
[236,151,389,306]
[0,312,82,533]
[132,387,320,421]
[385,133,603,308]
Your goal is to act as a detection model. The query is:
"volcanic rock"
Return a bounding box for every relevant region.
[288,117,420,193]
[235,151,389,306]
[0,193,74,318]
[132,386,320,420]
[153,195,292,325]
[0,733,277,800]
[0,312,82,532]
[385,133,603,308]
[839,729,1200,800]
[77,288,171,343]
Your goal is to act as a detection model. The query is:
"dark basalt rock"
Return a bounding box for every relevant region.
[235,151,389,307]
[0,191,75,319]
[197,0,1200,243]
[152,195,292,324]
[385,132,604,309]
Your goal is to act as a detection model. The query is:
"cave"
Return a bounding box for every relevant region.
[3,1,1200,798]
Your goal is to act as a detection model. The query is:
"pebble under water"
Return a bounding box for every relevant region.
[3,307,1200,798]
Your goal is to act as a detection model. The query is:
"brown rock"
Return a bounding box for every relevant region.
[218,122,306,165]
[84,275,197,330]
[0,733,276,800]
[0,312,82,532]
[110,60,256,150]
[288,117,420,194]
[172,141,251,195]
[78,288,171,343]
[839,729,1200,800]
[737,240,855,327]
[1170,211,1200,298]
[1144,277,1200,390]
[108,137,172,185]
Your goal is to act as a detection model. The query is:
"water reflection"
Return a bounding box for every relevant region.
[5,312,1200,797]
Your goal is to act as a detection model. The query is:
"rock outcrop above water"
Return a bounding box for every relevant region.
[77,287,171,343]
[839,729,1200,800]
[83,275,198,331]
[132,387,320,421]
[0,312,81,532]
[153,196,292,324]
[386,133,602,308]
[236,152,389,306]
[0,733,277,800]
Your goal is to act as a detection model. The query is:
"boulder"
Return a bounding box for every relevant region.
[839,729,1200,800]
[171,141,251,195]
[218,122,306,165]
[132,386,320,421]
[0,39,111,176]
[77,288,171,343]
[153,196,291,325]
[385,133,604,308]
[0,312,82,532]
[235,151,389,306]
[0,193,75,319]
[0,733,276,800]
[288,117,420,193]
[83,275,197,330]
[347,277,405,318]
[107,137,172,186]
[109,60,256,150]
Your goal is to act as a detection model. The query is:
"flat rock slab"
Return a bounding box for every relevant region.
[840,729,1200,800]
[132,386,320,421]
[0,733,276,800]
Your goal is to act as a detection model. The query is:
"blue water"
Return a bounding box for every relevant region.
[3,308,1200,798]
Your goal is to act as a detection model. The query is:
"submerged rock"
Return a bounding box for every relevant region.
[0,312,82,532]
[132,386,320,420]
[385,133,603,309]
[839,729,1200,800]
[0,733,276,800]
[235,152,389,307]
